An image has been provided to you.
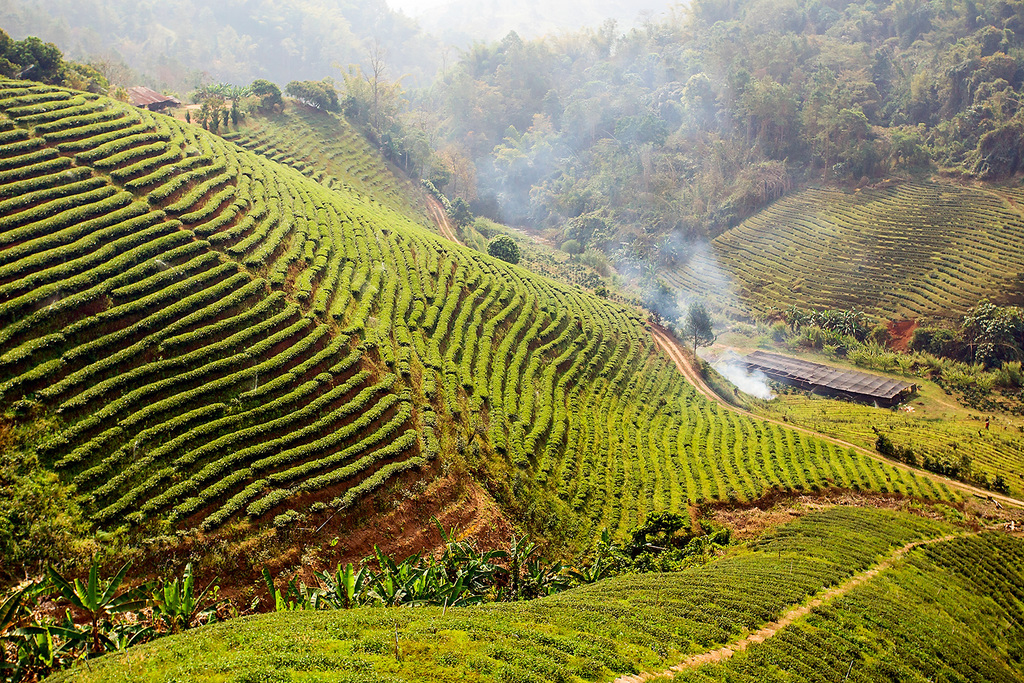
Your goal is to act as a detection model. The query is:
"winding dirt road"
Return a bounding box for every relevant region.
[613,534,957,682]
[426,196,462,246]
[649,323,1024,509]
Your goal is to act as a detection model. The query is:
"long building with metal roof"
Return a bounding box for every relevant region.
[741,350,917,407]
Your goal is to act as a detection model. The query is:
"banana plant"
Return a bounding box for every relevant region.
[524,558,569,598]
[313,562,369,609]
[262,568,315,611]
[0,588,28,638]
[9,619,84,681]
[505,534,539,601]
[106,622,156,650]
[150,563,220,633]
[366,546,417,607]
[46,559,146,655]
[436,576,486,608]
[0,588,27,680]
[567,529,617,585]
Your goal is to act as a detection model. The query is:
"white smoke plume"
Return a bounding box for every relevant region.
[701,348,776,400]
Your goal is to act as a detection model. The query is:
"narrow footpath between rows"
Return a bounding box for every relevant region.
[613,534,956,683]
[649,323,1024,509]
[426,196,462,245]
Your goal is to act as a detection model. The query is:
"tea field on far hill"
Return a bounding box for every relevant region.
[669,182,1024,321]
[223,107,430,227]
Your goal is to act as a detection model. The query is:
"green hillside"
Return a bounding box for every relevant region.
[222,108,431,228]
[46,507,1017,683]
[0,79,961,564]
[675,530,1024,683]
[667,181,1024,321]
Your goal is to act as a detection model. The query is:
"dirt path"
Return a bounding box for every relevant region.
[614,534,956,682]
[426,196,462,246]
[649,324,1024,509]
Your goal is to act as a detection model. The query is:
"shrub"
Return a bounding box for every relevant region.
[911,326,959,357]
[488,234,520,264]
[561,239,582,255]
[994,361,1023,388]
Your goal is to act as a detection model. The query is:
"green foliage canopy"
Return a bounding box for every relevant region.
[487,234,521,264]
[285,79,340,112]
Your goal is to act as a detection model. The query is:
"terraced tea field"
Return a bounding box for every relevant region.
[668,182,1024,320]
[761,388,1024,498]
[0,80,958,545]
[675,531,1024,683]
[52,507,1010,683]
[223,107,430,228]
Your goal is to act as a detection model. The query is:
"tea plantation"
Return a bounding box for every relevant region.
[46,507,1016,683]
[221,107,430,226]
[669,182,1024,320]
[674,530,1024,682]
[0,79,957,547]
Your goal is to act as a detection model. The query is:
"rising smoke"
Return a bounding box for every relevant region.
[701,348,776,400]
[713,359,776,400]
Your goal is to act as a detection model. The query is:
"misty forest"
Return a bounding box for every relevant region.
[1,0,1024,681]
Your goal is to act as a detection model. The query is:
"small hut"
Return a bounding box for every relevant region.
[127,86,181,111]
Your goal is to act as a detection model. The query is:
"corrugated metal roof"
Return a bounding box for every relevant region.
[742,351,915,401]
[127,86,181,108]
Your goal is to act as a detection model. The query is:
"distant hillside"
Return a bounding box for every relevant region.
[0,80,960,575]
[408,0,670,45]
[423,0,1024,322]
[0,0,440,91]
[50,507,1024,683]
[668,181,1024,321]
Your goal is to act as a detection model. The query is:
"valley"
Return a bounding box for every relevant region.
[1,0,1024,678]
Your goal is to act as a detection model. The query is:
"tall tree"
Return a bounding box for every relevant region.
[684,302,716,355]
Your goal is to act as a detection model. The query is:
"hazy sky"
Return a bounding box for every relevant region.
[386,0,676,44]
[387,0,452,16]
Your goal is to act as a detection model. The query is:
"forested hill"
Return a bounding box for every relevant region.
[0,0,440,90]
[426,0,1024,261]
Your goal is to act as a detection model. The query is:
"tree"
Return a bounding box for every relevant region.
[367,39,388,134]
[250,79,283,110]
[285,79,340,112]
[684,301,716,355]
[488,235,520,264]
[449,197,473,227]
[198,94,226,131]
[0,33,65,84]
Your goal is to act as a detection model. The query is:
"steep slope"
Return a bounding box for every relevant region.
[0,80,957,552]
[222,108,431,228]
[48,507,1017,683]
[668,181,1024,321]
[0,82,424,533]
